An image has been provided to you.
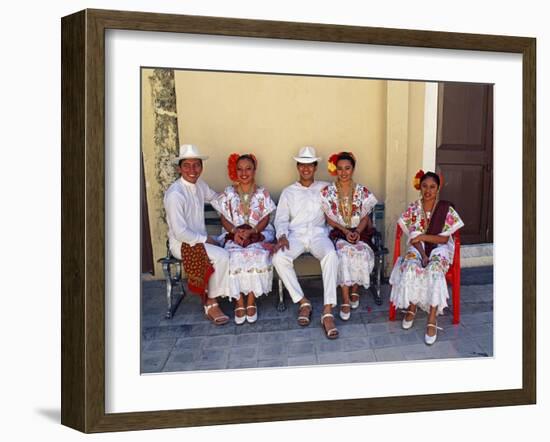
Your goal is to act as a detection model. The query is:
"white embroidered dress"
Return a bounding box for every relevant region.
[389,200,464,314]
[320,183,378,288]
[211,185,276,300]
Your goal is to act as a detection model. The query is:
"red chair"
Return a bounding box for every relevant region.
[389,225,461,324]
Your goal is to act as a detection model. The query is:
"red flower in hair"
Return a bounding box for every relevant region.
[227,153,240,182]
[413,169,425,190]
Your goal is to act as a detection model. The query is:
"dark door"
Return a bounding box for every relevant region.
[436,83,493,244]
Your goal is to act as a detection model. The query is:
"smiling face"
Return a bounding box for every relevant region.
[336,159,354,183]
[236,157,256,186]
[420,176,439,202]
[178,158,203,184]
[297,162,317,183]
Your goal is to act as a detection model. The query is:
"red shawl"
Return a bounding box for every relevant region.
[180,242,214,305]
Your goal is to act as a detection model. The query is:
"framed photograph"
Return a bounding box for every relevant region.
[61,9,536,433]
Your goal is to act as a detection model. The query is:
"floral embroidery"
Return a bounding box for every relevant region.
[320,183,377,228]
[213,185,276,227]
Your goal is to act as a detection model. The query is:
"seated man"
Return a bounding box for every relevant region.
[272,146,339,338]
[164,144,230,325]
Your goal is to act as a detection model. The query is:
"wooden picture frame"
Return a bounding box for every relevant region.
[61,8,536,433]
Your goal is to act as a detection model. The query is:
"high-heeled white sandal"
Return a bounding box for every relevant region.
[425,323,443,345]
[321,313,339,339]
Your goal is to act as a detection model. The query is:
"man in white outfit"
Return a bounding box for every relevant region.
[164,144,230,325]
[272,146,340,338]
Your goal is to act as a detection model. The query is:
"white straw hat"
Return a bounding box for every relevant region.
[174,144,209,162]
[293,146,322,163]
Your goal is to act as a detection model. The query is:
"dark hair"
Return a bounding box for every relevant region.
[237,154,257,169]
[297,161,318,167]
[178,158,203,167]
[420,171,440,187]
[336,152,356,169]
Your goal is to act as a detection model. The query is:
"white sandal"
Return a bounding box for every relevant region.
[321,313,339,339]
[203,302,229,325]
[401,308,416,330]
[234,306,246,325]
[425,323,443,345]
[339,303,351,321]
[350,293,360,309]
[297,302,312,326]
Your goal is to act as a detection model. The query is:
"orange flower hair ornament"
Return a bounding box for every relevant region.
[327,151,356,176]
[413,169,425,190]
[227,153,258,182]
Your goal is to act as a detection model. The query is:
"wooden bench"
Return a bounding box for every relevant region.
[157,203,388,319]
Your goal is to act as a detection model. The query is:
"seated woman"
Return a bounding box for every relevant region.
[319,151,378,338]
[389,170,464,345]
[211,153,276,325]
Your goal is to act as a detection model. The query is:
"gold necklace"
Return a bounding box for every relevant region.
[237,184,255,224]
[336,181,355,228]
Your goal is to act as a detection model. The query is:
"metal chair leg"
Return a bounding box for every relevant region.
[161,262,174,319]
[276,278,287,312]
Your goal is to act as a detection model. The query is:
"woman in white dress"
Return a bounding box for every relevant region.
[320,152,378,337]
[211,153,276,324]
[389,171,464,344]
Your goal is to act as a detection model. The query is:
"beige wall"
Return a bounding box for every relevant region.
[142,68,432,277]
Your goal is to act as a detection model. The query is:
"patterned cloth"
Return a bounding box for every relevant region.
[211,185,276,300]
[180,242,214,305]
[389,199,464,314]
[320,183,378,287]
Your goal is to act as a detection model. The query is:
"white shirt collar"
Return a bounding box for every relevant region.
[180,176,197,188]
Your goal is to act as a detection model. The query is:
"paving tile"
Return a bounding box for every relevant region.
[187,323,212,337]
[258,343,288,360]
[318,352,350,365]
[208,323,237,336]
[467,323,493,337]
[374,347,406,362]
[347,349,377,363]
[141,351,170,373]
[340,337,371,352]
[228,345,258,362]
[316,339,343,353]
[165,350,196,366]
[368,334,395,349]
[288,341,316,357]
[392,331,424,346]
[288,354,318,366]
[460,312,494,326]
[233,332,261,347]
[258,358,288,368]
[259,331,290,345]
[141,325,191,341]
[401,343,437,361]
[366,322,392,336]
[286,328,316,341]
[256,318,291,332]
[472,335,494,356]
[143,338,177,353]
[201,335,235,349]
[337,324,368,339]
[198,348,228,364]
[227,359,259,369]
[174,336,205,351]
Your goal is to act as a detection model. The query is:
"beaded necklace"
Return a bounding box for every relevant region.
[336,180,355,228]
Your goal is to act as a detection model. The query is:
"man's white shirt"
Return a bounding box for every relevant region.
[274,180,330,240]
[164,177,217,254]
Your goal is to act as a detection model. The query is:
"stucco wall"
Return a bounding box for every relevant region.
[142,68,430,277]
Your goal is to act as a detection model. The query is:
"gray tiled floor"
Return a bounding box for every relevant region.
[141,267,493,373]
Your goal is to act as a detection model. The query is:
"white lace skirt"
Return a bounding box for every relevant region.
[335,239,375,288]
[389,246,451,315]
[225,241,273,300]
